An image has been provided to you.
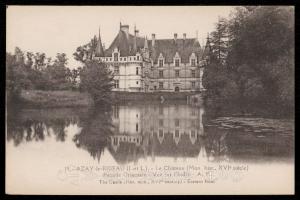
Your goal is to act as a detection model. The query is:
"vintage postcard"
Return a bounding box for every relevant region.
[6,6,294,195]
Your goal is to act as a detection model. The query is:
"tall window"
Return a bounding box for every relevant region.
[159,82,163,89]
[159,106,163,115]
[113,106,119,118]
[114,80,119,88]
[191,130,196,138]
[175,59,180,67]
[113,137,118,146]
[137,55,140,60]
[175,119,180,127]
[114,66,119,75]
[191,109,196,116]
[175,130,180,137]
[159,70,163,78]
[192,70,195,78]
[191,59,196,66]
[175,70,180,78]
[159,119,164,127]
[136,67,139,75]
[191,81,195,88]
[159,129,164,137]
[159,59,163,67]
[114,53,118,61]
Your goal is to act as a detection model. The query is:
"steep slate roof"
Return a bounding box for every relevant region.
[202,39,212,60]
[148,38,203,64]
[103,29,203,63]
[104,30,145,57]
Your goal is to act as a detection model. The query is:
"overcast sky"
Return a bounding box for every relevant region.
[7,6,234,69]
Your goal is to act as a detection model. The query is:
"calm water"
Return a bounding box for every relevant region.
[6,102,294,194]
[6,102,294,165]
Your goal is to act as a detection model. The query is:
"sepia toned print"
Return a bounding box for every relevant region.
[6,6,294,195]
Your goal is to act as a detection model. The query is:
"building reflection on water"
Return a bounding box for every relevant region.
[108,104,228,164]
[7,104,292,165]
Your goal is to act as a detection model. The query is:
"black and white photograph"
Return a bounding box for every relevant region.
[5,6,294,195]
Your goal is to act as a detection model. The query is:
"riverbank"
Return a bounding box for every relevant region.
[111,91,199,102]
[11,90,203,108]
[17,90,93,108]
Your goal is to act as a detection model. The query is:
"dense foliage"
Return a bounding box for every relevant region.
[74,36,115,105]
[202,6,294,108]
[6,48,81,101]
[79,60,114,105]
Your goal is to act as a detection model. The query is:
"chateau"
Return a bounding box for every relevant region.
[92,23,210,92]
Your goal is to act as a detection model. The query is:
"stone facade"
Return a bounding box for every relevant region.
[93,24,210,92]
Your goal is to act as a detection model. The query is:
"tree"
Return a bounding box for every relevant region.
[33,52,46,71]
[68,68,80,90]
[44,53,72,90]
[79,60,114,104]
[203,6,294,109]
[210,17,229,65]
[73,36,98,63]
[6,48,32,100]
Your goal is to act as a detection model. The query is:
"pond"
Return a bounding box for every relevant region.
[6,102,294,194]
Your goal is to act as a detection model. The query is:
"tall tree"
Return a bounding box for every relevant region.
[210,17,229,65]
[79,60,114,104]
[45,53,71,90]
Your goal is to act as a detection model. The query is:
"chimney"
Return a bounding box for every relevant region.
[135,30,139,37]
[174,33,178,41]
[183,33,186,40]
[134,25,139,37]
[152,34,156,46]
[120,24,129,37]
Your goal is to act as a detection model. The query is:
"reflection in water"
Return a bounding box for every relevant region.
[6,111,76,145]
[6,103,294,165]
[73,106,114,162]
[108,104,229,164]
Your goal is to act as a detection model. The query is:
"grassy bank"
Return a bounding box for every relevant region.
[13,90,203,108]
[112,91,200,102]
[18,90,93,108]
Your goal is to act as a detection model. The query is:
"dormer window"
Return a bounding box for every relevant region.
[190,53,197,67]
[114,53,118,61]
[191,59,196,67]
[159,59,163,67]
[175,59,180,67]
[174,52,181,67]
[158,53,164,67]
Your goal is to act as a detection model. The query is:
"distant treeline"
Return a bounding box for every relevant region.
[202,6,294,108]
[6,47,114,105]
[6,48,81,98]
